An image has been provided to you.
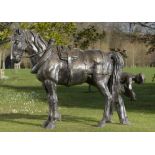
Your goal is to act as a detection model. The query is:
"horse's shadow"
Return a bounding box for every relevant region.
[0,83,155,129]
[0,113,99,128]
[0,113,46,127]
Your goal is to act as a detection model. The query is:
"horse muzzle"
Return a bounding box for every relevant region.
[12,56,21,63]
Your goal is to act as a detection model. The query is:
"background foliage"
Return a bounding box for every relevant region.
[20,22,77,45]
[0,67,154,131]
[1,22,155,67]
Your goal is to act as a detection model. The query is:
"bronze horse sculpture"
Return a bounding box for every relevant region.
[11,29,127,129]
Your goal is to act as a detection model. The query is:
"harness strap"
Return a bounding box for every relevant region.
[31,50,51,74]
[67,55,78,84]
[31,43,57,74]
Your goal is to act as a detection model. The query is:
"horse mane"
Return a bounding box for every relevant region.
[24,30,81,54]
[32,31,47,51]
[110,48,128,58]
[25,30,48,53]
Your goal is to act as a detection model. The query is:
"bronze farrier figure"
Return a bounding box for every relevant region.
[120,72,145,100]
[11,29,128,129]
[107,72,145,122]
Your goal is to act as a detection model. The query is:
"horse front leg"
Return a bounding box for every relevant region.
[43,80,61,129]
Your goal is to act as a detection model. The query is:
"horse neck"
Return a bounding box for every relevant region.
[28,48,43,67]
[25,31,47,67]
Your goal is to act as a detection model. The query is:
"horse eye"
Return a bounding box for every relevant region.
[15,40,19,45]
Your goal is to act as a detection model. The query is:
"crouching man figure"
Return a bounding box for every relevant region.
[108,72,145,124]
[120,72,145,100]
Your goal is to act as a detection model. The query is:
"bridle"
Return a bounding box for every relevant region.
[24,51,45,58]
[11,31,47,59]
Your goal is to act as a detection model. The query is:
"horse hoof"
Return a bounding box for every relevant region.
[106,120,112,123]
[43,121,56,129]
[122,122,128,125]
[46,122,56,129]
[120,119,129,125]
[122,121,131,125]
[98,121,106,128]
[55,113,61,121]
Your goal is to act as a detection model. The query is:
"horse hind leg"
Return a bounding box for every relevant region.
[106,103,114,123]
[43,80,61,129]
[95,75,113,128]
[115,95,128,125]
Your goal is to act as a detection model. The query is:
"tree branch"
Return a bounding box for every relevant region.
[0,38,11,46]
[138,22,155,30]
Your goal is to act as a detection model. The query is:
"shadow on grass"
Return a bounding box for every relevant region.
[0,113,100,127]
[0,83,155,114]
[62,114,98,126]
[0,113,46,127]
[0,113,125,128]
[0,84,42,93]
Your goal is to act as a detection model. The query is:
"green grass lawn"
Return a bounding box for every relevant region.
[0,67,155,131]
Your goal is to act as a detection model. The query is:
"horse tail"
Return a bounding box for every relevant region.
[108,52,124,96]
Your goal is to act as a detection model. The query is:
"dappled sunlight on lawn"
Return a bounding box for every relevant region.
[0,68,155,131]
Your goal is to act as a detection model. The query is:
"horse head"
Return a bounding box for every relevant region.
[11,29,48,64]
[11,29,28,63]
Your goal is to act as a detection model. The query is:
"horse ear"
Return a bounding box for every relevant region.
[15,28,22,35]
[68,45,73,50]
[48,39,55,46]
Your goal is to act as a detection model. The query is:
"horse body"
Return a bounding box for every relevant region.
[11,29,128,129]
[36,48,113,87]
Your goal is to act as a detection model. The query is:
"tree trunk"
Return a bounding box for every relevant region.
[0,69,4,79]
[0,52,2,79]
[14,62,21,69]
[2,52,5,69]
[0,52,7,79]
